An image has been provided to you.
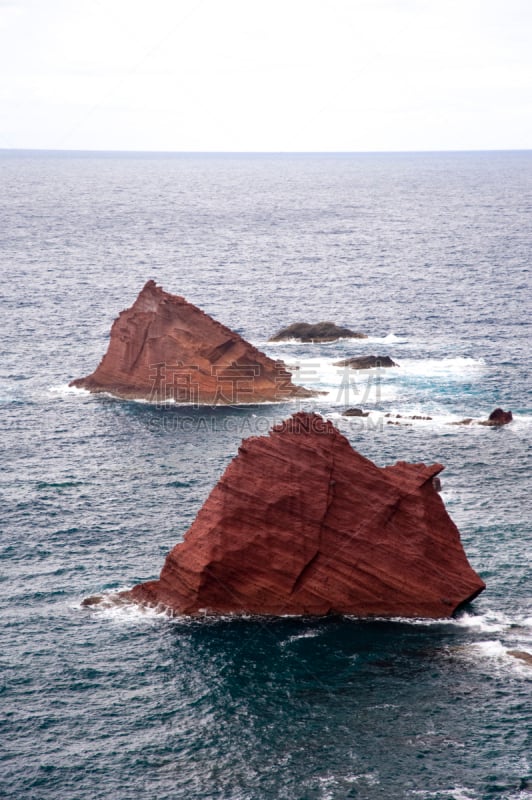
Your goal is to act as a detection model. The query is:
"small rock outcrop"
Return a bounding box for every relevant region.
[269,322,367,343]
[342,407,370,417]
[121,412,485,618]
[450,408,513,427]
[508,650,532,666]
[70,281,316,404]
[479,408,513,426]
[334,355,398,369]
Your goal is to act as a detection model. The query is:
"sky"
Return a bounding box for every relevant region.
[0,0,531,152]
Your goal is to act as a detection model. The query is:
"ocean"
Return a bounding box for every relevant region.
[0,150,530,800]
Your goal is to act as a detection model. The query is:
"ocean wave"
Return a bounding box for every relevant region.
[411,787,478,800]
[286,355,486,399]
[75,589,171,625]
[365,332,409,344]
[281,628,323,646]
[461,641,532,675]
[391,356,486,380]
[257,336,376,348]
[454,609,516,633]
[287,357,399,405]
[49,384,301,408]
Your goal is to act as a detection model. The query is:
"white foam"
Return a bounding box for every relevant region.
[76,589,173,625]
[258,335,376,348]
[365,332,409,344]
[49,383,303,408]
[454,610,514,634]
[505,414,532,436]
[282,629,322,645]
[412,788,477,800]
[395,357,486,380]
[472,639,508,658]
[344,772,380,787]
[341,609,531,634]
[452,637,532,675]
[48,382,91,397]
[286,357,399,405]
[258,337,302,347]
[130,397,295,407]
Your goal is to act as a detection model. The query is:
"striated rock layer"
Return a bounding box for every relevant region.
[125,412,485,618]
[70,281,315,404]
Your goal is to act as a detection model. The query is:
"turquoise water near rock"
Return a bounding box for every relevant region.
[0,150,530,799]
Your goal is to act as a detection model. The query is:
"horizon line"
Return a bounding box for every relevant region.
[1,147,530,156]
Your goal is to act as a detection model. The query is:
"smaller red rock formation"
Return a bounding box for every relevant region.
[269,322,367,342]
[70,281,315,404]
[122,412,485,618]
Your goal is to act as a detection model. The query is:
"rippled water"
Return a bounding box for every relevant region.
[1,150,531,799]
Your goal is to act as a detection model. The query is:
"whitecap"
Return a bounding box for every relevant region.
[471,639,508,658]
[453,609,514,633]
[48,382,91,397]
[281,629,323,646]
[394,357,486,380]
[365,332,409,344]
[255,337,302,347]
[286,357,399,405]
[411,787,477,800]
[75,588,172,625]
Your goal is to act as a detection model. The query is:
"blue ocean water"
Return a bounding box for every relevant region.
[0,150,531,800]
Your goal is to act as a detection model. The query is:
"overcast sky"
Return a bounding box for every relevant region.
[0,0,530,151]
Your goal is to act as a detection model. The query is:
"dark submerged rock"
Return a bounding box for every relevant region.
[342,408,370,417]
[450,409,513,427]
[269,321,367,343]
[507,650,532,666]
[479,408,513,426]
[334,355,398,369]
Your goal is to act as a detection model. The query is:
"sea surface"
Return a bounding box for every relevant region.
[0,150,531,800]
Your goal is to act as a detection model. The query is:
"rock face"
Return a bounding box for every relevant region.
[269,321,367,342]
[342,407,370,417]
[334,355,398,369]
[70,281,315,404]
[124,412,485,618]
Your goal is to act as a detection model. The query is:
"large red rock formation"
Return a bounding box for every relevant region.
[70,281,314,403]
[124,412,485,618]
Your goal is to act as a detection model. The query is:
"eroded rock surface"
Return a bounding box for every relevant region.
[70,281,315,404]
[124,412,485,618]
